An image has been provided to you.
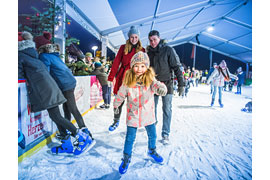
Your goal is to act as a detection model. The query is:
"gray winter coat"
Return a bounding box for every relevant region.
[18,40,66,112]
[90,67,108,86]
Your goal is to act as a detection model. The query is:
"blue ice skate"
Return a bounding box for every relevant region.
[119,154,131,174]
[109,119,119,131]
[210,99,214,107]
[55,129,71,141]
[51,135,73,155]
[81,127,94,140]
[73,129,95,156]
[18,130,25,149]
[148,148,163,164]
[219,100,224,108]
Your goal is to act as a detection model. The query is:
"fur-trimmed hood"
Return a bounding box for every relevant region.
[37,43,60,54]
[18,40,36,51]
[146,39,167,52]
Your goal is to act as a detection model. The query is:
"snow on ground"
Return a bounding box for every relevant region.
[18,84,252,180]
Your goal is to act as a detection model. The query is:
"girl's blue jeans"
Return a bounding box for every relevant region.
[212,86,222,103]
[123,123,157,156]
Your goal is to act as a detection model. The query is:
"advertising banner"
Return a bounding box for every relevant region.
[18,81,53,157]
[90,76,103,108]
[18,76,103,159]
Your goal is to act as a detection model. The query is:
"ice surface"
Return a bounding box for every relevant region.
[18,85,252,180]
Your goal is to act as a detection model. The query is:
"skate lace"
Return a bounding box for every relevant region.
[111,121,118,127]
[121,157,130,168]
[150,150,160,158]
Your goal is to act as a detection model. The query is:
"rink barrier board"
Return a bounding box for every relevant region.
[18,99,104,163]
[18,75,105,163]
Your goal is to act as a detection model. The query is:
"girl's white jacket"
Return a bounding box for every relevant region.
[113,80,167,128]
[207,67,238,87]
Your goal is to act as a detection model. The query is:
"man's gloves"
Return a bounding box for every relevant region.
[157,87,167,96]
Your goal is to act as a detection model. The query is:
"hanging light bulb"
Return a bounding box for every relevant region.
[207,26,214,32]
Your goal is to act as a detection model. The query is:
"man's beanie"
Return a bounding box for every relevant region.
[94,62,102,68]
[128,26,140,38]
[130,51,150,68]
[18,31,33,41]
[85,52,93,58]
[34,31,52,49]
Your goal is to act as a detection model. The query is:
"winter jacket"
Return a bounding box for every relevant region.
[113,80,167,128]
[38,45,76,92]
[18,40,66,112]
[108,44,145,95]
[207,67,215,79]
[147,40,185,94]
[237,71,245,85]
[207,67,238,87]
[90,67,108,86]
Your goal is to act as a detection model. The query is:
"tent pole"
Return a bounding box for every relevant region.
[193,45,196,68]
[209,50,213,69]
[246,62,249,79]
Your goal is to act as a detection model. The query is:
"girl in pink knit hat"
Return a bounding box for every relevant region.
[114,51,167,174]
[207,60,238,107]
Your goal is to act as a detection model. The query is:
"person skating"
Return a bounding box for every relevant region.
[18,31,93,155]
[235,67,245,94]
[34,32,94,141]
[107,26,145,131]
[207,60,238,108]
[114,52,167,174]
[207,62,218,94]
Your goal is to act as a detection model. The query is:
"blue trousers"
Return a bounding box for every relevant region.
[102,85,111,104]
[154,94,173,137]
[237,84,242,94]
[123,124,157,156]
[212,86,222,103]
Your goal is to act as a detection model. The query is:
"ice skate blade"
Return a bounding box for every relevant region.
[76,139,96,156]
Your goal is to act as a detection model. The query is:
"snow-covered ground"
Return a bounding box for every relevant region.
[18,84,252,180]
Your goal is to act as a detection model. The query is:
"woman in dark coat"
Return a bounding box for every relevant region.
[18,31,93,155]
[34,32,93,140]
[107,26,145,131]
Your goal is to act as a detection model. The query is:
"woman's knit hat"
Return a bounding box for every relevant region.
[34,32,52,49]
[18,31,33,41]
[128,26,140,38]
[94,62,102,68]
[219,60,227,69]
[130,51,150,68]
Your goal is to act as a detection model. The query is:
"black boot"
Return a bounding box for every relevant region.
[119,153,131,174]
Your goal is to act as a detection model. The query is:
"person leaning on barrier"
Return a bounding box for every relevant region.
[18,31,93,155]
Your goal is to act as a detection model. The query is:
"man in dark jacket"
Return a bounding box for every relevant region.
[147,30,185,145]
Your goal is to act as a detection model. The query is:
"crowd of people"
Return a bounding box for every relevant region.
[18,25,248,174]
